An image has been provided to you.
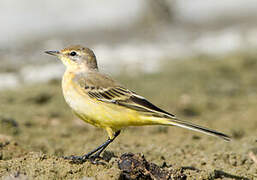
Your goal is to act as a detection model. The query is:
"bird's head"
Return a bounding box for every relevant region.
[45,45,98,71]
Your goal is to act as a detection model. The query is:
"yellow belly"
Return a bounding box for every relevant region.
[64,92,150,129]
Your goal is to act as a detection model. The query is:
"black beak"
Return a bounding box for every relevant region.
[45,50,60,56]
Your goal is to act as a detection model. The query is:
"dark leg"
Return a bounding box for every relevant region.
[64,130,120,162]
[90,130,121,159]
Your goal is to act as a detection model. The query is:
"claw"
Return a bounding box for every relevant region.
[90,154,100,160]
[89,156,106,165]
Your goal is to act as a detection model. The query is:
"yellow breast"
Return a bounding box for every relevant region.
[62,71,97,125]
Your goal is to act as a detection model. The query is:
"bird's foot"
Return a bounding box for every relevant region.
[62,154,103,164]
[88,154,100,161]
[63,155,88,164]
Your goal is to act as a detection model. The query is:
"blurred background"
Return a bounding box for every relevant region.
[1,1,257,179]
[1,0,257,89]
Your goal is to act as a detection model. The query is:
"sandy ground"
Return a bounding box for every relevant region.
[0,54,257,179]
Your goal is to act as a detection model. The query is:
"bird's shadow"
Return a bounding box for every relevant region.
[212,170,250,180]
[182,167,250,180]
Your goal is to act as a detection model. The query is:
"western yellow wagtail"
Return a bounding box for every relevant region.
[45,45,230,162]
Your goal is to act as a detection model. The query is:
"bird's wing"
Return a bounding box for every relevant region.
[88,86,175,118]
[74,72,175,118]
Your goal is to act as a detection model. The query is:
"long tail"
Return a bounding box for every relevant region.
[163,117,231,141]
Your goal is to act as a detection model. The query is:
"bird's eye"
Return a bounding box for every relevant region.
[70,51,77,56]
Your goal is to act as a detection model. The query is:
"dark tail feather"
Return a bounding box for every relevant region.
[167,117,231,141]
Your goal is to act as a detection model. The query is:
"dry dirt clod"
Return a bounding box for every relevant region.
[118,153,186,180]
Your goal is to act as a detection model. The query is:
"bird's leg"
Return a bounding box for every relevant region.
[64,130,120,163]
[90,130,120,159]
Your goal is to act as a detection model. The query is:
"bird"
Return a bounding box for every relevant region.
[45,45,230,163]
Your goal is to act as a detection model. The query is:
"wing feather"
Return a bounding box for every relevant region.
[85,85,175,117]
[129,95,175,117]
